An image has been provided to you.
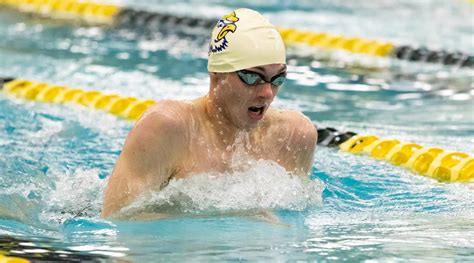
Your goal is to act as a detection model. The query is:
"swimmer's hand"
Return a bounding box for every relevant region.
[110,212,172,221]
[253,210,280,224]
[105,209,288,227]
[251,210,289,227]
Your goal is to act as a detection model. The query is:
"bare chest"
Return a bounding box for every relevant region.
[173,132,281,178]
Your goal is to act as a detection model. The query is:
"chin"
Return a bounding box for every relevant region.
[231,118,256,130]
[230,112,264,130]
[243,122,258,130]
[241,118,262,130]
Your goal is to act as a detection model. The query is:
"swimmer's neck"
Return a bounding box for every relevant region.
[200,95,254,143]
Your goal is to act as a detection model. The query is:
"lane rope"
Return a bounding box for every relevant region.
[0,0,119,24]
[0,235,110,262]
[1,77,472,182]
[0,0,472,67]
[318,127,473,182]
[0,254,30,263]
[1,78,155,120]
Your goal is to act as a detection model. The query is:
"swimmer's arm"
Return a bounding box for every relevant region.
[299,119,317,176]
[101,107,187,218]
[300,140,317,176]
[287,113,318,177]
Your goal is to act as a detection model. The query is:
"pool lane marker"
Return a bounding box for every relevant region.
[0,0,119,24]
[1,77,472,182]
[0,254,30,263]
[0,78,155,120]
[0,0,472,67]
[318,127,473,182]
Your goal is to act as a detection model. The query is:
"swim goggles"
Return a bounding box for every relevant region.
[237,70,286,87]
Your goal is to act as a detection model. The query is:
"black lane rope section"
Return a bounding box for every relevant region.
[317,127,357,147]
[393,46,474,68]
[114,8,216,30]
[1,0,471,68]
[112,8,473,68]
[0,77,14,87]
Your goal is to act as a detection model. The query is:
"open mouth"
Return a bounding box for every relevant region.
[247,105,265,120]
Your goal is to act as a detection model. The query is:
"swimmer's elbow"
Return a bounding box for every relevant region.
[101,178,126,219]
[101,196,119,219]
[101,206,113,219]
[101,164,147,220]
[101,185,141,220]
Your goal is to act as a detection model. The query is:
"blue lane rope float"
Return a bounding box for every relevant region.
[1,77,472,182]
[0,0,472,67]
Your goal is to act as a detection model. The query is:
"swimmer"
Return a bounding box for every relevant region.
[101,8,317,219]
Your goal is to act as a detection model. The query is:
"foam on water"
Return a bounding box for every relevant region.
[40,168,107,225]
[2,151,323,226]
[0,167,107,228]
[122,159,323,216]
[117,130,324,217]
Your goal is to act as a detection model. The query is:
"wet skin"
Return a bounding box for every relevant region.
[101,63,317,219]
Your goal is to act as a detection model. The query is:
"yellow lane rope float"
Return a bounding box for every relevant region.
[338,135,473,182]
[0,0,119,24]
[1,78,472,182]
[2,78,156,120]
[0,235,112,261]
[0,0,472,67]
[278,28,394,57]
[0,253,30,263]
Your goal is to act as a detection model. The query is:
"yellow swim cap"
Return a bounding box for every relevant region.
[208,8,286,73]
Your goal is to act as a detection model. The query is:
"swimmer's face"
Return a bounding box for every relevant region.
[212,63,287,129]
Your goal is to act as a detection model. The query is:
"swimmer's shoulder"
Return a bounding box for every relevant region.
[132,99,195,144]
[267,107,314,127]
[144,99,195,118]
[267,108,317,143]
[139,99,195,123]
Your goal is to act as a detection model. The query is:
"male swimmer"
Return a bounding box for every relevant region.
[102,8,317,219]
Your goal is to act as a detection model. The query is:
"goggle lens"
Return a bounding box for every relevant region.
[237,70,286,87]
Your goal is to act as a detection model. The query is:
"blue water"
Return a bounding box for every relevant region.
[0,0,473,261]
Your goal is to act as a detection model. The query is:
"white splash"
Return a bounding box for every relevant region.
[123,159,323,215]
[40,168,107,224]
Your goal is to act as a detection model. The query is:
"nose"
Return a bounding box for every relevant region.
[256,83,275,100]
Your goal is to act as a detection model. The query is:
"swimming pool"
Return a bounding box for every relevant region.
[0,0,473,261]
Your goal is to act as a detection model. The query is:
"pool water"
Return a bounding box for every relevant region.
[0,0,473,261]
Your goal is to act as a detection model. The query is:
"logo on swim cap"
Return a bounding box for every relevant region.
[208,11,239,54]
